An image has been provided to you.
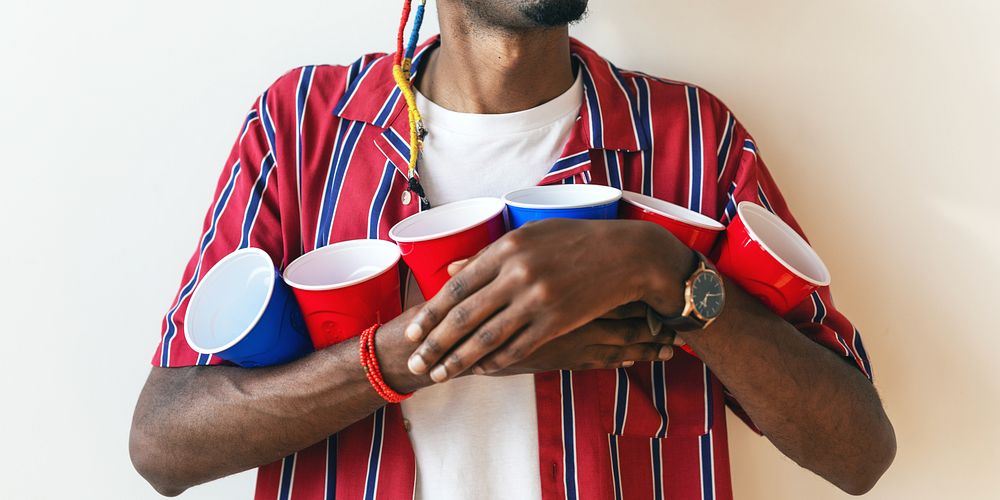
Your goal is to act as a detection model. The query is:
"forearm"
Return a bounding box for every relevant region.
[130,325,429,496]
[678,281,895,494]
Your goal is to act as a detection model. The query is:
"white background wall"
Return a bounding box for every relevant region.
[1,0,997,498]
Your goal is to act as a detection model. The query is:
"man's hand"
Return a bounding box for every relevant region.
[489,317,677,375]
[403,218,693,382]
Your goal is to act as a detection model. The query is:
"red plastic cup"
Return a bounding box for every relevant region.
[715,202,831,315]
[283,239,402,349]
[389,198,507,300]
[619,191,725,255]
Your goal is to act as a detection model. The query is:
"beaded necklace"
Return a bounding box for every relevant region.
[392,0,431,209]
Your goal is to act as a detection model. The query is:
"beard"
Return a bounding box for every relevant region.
[520,0,589,27]
[461,0,589,29]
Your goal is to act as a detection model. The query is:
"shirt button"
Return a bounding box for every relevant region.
[401,190,412,205]
[403,418,412,432]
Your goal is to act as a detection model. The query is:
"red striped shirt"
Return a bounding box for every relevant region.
[153,36,873,500]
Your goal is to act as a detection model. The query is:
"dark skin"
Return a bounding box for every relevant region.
[131,308,673,496]
[132,0,895,496]
[408,219,896,495]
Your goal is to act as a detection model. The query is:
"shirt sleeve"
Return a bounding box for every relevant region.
[715,120,874,429]
[152,95,285,368]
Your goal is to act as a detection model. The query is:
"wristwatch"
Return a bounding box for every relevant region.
[649,251,726,332]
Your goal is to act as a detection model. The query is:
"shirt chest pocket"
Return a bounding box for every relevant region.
[597,352,721,438]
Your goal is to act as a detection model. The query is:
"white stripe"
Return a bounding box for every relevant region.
[313,118,344,246]
[337,54,390,112]
[325,122,365,243]
[606,60,642,149]
[241,153,278,245]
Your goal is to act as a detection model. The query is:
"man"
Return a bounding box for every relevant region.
[130,0,896,498]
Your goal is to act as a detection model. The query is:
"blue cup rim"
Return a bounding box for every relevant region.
[184,247,277,355]
[503,185,622,210]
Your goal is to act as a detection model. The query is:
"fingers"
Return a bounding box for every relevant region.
[575,343,675,371]
[404,250,502,343]
[446,259,469,276]
[600,302,648,320]
[581,319,676,347]
[407,280,512,377]
[427,309,532,382]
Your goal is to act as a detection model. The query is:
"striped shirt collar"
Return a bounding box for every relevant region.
[332,35,650,154]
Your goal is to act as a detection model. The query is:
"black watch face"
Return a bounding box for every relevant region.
[691,271,725,319]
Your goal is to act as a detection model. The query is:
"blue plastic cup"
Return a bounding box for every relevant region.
[502,184,623,229]
[184,248,314,367]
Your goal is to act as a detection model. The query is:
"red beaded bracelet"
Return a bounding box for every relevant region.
[359,323,412,403]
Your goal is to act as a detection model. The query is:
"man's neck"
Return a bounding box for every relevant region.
[416,10,575,115]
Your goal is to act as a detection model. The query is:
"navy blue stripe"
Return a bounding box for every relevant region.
[384,128,411,160]
[260,91,278,156]
[295,66,316,229]
[757,185,774,213]
[743,139,757,153]
[608,62,649,150]
[278,454,296,500]
[837,335,859,364]
[368,161,395,238]
[609,435,623,500]
[563,175,576,184]
[332,55,382,116]
[315,121,365,247]
[686,86,703,213]
[811,291,827,323]
[160,159,242,366]
[605,151,622,189]
[723,182,738,223]
[326,435,337,500]
[854,329,874,380]
[717,114,736,179]
[548,151,591,175]
[614,368,628,434]
[296,67,315,127]
[240,153,277,248]
[315,122,351,248]
[363,409,385,500]
[373,87,401,127]
[636,77,654,195]
[561,370,578,500]
[576,57,604,149]
[651,439,663,500]
[652,361,667,437]
[701,366,715,498]
[699,433,715,499]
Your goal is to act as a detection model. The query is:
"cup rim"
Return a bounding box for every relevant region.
[389,197,507,243]
[736,201,831,286]
[184,247,276,355]
[621,191,725,230]
[283,239,401,291]
[502,184,622,210]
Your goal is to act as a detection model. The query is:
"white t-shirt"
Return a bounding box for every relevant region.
[400,72,583,500]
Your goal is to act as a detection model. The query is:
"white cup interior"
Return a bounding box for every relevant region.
[283,239,401,291]
[737,202,831,286]
[622,191,724,230]
[389,198,506,242]
[185,248,275,354]
[502,184,622,209]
